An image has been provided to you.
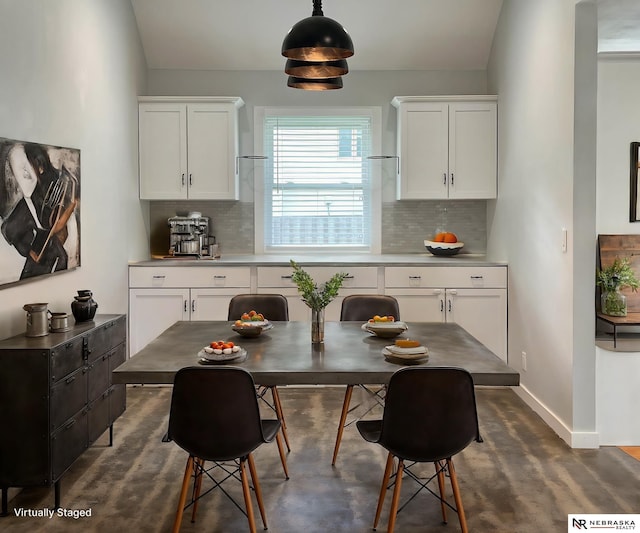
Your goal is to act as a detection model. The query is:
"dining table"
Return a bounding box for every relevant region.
[112,321,519,387]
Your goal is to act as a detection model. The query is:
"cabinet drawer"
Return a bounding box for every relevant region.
[87,351,109,403]
[88,392,110,444]
[258,266,377,289]
[385,266,506,288]
[51,337,85,382]
[129,266,250,288]
[86,316,126,361]
[50,367,87,431]
[51,408,88,482]
[109,384,126,423]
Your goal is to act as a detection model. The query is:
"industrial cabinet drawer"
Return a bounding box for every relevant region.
[50,367,87,431]
[88,392,110,444]
[109,384,126,423]
[51,337,85,382]
[87,351,110,403]
[51,408,88,482]
[86,316,126,361]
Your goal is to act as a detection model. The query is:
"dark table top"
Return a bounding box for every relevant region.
[113,321,519,387]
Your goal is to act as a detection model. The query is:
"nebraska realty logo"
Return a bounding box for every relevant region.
[569,515,640,531]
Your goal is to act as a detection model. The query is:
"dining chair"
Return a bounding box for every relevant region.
[357,367,482,533]
[228,293,292,455]
[166,366,286,533]
[332,294,400,465]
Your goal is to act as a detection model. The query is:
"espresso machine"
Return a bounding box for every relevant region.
[168,214,212,257]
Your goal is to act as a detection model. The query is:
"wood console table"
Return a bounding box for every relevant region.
[0,315,127,516]
[596,312,640,347]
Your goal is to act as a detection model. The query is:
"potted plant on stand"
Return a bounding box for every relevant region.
[290,260,348,343]
[596,257,640,316]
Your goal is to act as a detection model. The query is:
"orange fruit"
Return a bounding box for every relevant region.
[433,232,446,242]
[443,232,458,243]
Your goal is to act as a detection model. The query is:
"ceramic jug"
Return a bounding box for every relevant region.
[71,290,98,322]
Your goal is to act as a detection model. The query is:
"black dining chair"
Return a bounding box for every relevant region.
[357,367,482,533]
[228,293,292,455]
[166,366,286,533]
[332,294,401,465]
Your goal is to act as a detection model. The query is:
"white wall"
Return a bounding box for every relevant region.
[0,0,148,340]
[487,0,598,446]
[596,56,640,444]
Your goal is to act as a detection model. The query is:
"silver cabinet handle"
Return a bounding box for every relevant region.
[443,173,447,185]
[181,173,185,186]
[191,300,195,313]
[440,299,444,312]
[451,173,454,185]
[152,275,165,279]
[214,275,226,279]
[184,300,187,312]
[344,275,354,279]
[448,299,452,312]
[189,173,192,186]
[281,275,293,279]
[470,276,484,279]
[408,276,421,280]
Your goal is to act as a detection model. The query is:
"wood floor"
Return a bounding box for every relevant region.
[2,385,639,532]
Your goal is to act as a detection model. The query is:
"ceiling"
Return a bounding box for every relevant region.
[130,0,640,73]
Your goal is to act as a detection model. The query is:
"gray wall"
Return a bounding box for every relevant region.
[146,69,490,255]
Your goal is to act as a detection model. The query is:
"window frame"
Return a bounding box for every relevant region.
[253,106,382,255]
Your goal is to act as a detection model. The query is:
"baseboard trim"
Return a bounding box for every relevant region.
[514,385,599,449]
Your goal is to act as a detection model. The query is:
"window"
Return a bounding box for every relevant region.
[254,107,381,253]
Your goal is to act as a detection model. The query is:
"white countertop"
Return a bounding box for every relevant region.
[130,253,506,267]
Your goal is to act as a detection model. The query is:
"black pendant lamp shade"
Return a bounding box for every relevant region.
[287,76,343,90]
[282,0,354,61]
[285,58,348,79]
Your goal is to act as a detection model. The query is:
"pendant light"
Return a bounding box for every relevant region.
[287,76,343,90]
[282,0,354,61]
[285,58,348,79]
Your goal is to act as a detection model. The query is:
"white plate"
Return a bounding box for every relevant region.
[198,347,247,362]
[236,320,272,328]
[382,348,429,365]
[362,321,408,329]
[382,347,428,359]
[423,240,465,250]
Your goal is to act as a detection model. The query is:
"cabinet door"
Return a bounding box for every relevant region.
[129,288,189,356]
[385,289,445,323]
[187,104,238,200]
[190,289,239,321]
[446,288,507,362]
[139,103,187,199]
[397,103,448,199]
[448,102,497,199]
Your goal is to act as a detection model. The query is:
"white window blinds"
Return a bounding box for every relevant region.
[262,114,373,251]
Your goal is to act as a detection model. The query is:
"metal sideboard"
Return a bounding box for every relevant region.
[0,314,127,516]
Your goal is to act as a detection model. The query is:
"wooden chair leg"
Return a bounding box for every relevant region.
[191,458,205,523]
[239,458,257,533]
[172,456,194,533]
[435,460,447,524]
[275,431,290,479]
[271,386,291,452]
[373,452,395,530]
[447,458,468,533]
[331,385,354,465]
[247,453,268,531]
[387,459,404,533]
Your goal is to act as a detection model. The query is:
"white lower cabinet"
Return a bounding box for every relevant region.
[385,266,508,362]
[256,266,379,322]
[128,266,250,355]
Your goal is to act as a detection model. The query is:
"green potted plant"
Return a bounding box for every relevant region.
[596,256,640,316]
[290,260,349,343]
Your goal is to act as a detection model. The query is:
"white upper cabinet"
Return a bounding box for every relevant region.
[138,96,244,200]
[392,96,497,200]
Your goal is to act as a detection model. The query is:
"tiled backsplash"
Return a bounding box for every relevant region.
[149,200,486,255]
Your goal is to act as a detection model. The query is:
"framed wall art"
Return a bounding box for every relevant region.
[630,141,640,222]
[0,137,80,288]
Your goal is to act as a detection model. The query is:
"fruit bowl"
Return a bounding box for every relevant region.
[424,240,464,256]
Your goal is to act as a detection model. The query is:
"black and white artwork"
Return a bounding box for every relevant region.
[631,142,640,222]
[0,137,80,287]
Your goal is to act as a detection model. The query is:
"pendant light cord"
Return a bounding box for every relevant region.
[312,0,323,16]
